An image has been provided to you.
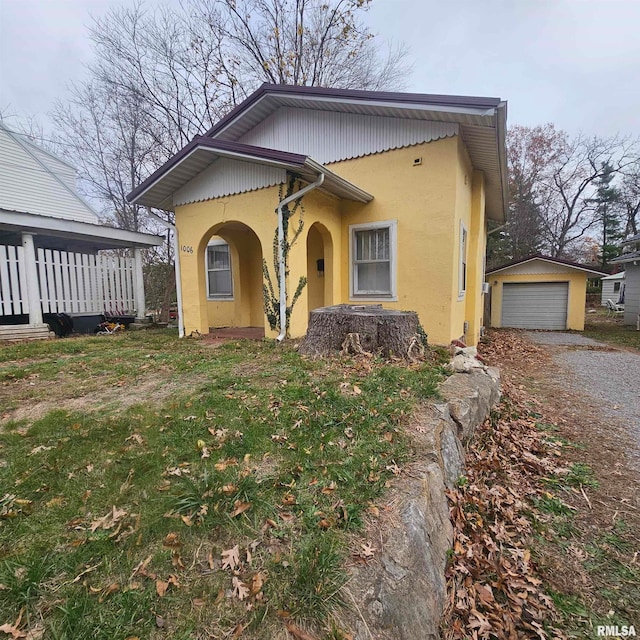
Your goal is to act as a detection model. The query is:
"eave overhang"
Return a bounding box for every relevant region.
[611,251,640,265]
[204,84,508,222]
[0,209,164,250]
[126,138,373,210]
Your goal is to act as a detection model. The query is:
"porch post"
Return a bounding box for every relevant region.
[133,247,146,320]
[22,233,43,325]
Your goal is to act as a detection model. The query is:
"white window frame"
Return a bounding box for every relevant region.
[206,240,234,300]
[458,221,468,299]
[349,219,397,301]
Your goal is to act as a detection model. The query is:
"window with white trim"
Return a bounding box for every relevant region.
[459,221,468,298]
[350,220,397,298]
[206,241,233,298]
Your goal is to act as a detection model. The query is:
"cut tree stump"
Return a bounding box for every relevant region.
[299,304,420,359]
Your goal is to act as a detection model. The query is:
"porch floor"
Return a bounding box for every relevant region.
[206,326,265,340]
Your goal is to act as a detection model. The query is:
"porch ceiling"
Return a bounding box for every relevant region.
[0,209,164,251]
[127,138,373,211]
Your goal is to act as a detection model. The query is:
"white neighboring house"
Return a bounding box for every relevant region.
[610,234,640,327]
[600,272,625,306]
[0,121,163,340]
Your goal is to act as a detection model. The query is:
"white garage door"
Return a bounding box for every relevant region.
[501,282,569,330]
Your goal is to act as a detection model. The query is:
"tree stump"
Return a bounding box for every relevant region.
[299,304,420,359]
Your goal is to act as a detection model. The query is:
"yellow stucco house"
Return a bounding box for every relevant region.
[128,84,508,346]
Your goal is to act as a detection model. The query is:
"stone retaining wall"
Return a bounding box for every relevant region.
[345,367,501,639]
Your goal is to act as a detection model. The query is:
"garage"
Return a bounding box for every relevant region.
[501,282,568,329]
[487,255,606,332]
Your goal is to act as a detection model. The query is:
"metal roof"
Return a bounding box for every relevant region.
[205,84,508,222]
[127,138,373,209]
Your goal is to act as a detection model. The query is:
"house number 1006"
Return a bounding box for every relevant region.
[181,245,193,253]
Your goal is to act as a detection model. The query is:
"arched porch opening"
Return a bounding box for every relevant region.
[306,222,334,312]
[199,221,264,333]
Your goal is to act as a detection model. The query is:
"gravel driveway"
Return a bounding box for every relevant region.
[525,331,640,463]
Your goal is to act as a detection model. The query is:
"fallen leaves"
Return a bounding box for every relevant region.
[221,545,241,571]
[441,381,568,639]
[231,576,249,600]
[0,495,32,519]
[90,506,127,532]
[156,575,179,597]
[230,500,251,518]
[0,609,26,638]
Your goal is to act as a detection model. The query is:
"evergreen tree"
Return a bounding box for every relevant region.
[594,163,623,268]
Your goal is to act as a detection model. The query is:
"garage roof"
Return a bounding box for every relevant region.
[487,254,606,277]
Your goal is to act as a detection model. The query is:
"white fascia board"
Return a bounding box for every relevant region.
[212,93,496,139]
[0,209,163,247]
[288,94,497,118]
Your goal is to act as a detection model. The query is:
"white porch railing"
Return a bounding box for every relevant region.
[0,245,137,317]
[0,244,28,315]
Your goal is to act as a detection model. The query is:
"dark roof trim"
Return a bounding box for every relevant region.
[127,137,307,203]
[487,254,607,276]
[205,83,502,137]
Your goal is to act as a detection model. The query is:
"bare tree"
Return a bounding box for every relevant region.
[505,124,565,260]
[198,0,410,91]
[619,158,640,237]
[539,134,633,258]
[498,125,637,261]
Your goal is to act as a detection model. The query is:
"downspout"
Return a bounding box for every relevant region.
[146,208,185,338]
[276,173,325,342]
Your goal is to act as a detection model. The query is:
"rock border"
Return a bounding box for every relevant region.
[344,365,501,639]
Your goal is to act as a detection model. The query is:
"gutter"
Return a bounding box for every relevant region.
[276,173,325,341]
[146,208,185,338]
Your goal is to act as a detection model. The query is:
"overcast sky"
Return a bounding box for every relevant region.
[1,0,639,138]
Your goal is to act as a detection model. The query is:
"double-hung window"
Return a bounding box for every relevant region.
[458,221,468,298]
[206,241,233,298]
[350,220,397,299]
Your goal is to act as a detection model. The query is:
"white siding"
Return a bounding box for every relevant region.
[601,274,625,306]
[501,282,569,330]
[238,107,458,164]
[174,157,286,206]
[623,265,640,325]
[0,127,98,223]
[19,137,78,191]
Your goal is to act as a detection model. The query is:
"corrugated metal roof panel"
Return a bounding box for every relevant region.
[174,157,286,206]
[237,107,458,164]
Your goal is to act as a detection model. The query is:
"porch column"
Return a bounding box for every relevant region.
[133,248,146,320]
[22,233,43,325]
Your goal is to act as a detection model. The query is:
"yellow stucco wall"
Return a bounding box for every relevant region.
[490,271,588,330]
[174,135,488,345]
[174,183,342,337]
[333,137,483,345]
